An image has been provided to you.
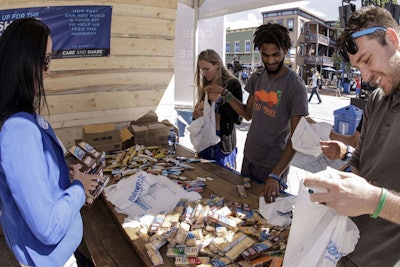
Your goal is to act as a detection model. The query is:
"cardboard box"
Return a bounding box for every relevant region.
[130,121,178,146]
[132,110,158,125]
[120,127,135,149]
[147,122,171,145]
[128,110,179,146]
[83,123,122,152]
[129,124,148,145]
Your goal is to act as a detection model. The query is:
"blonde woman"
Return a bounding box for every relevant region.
[192,49,243,169]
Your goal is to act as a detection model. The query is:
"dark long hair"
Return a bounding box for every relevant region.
[0,18,50,127]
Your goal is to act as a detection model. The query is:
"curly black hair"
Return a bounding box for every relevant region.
[253,23,291,51]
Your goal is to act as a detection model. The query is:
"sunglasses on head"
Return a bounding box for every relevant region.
[43,53,52,71]
[340,26,386,62]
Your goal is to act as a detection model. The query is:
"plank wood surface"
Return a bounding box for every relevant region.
[0,0,179,147]
[81,145,264,267]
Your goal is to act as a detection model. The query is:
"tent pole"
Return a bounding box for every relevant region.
[193,0,199,106]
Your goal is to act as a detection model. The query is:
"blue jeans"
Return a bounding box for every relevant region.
[309,86,322,103]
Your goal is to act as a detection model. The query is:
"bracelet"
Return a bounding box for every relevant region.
[224,91,234,102]
[268,174,288,190]
[342,145,354,161]
[370,187,388,219]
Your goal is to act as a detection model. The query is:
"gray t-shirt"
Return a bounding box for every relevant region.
[347,88,400,266]
[243,67,309,169]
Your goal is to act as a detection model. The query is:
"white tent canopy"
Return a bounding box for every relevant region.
[174,0,299,107]
[181,0,298,20]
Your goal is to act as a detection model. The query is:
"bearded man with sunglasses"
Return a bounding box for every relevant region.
[304,5,400,267]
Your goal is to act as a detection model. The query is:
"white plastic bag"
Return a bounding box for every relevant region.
[103,171,201,220]
[283,170,359,267]
[291,116,332,157]
[187,93,220,152]
[259,196,297,226]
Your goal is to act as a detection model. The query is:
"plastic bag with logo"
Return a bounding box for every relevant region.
[186,93,220,153]
[283,168,360,267]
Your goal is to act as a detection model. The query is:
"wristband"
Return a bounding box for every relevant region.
[268,174,288,190]
[223,90,234,102]
[370,187,387,219]
[342,145,354,161]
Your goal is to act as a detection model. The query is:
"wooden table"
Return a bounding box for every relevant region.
[81,145,264,267]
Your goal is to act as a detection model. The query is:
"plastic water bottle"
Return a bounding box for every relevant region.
[168,128,176,154]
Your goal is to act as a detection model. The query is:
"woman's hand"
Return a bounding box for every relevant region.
[204,84,224,102]
[71,164,101,204]
[192,101,204,119]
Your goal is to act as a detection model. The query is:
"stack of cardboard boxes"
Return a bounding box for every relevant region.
[82,111,178,153]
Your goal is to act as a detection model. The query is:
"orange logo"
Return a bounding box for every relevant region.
[255,90,279,108]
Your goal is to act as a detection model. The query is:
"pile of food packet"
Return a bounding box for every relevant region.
[101,144,289,266]
[102,144,207,192]
[143,196,288,267]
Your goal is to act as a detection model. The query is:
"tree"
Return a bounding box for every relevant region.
[362,0,398,7]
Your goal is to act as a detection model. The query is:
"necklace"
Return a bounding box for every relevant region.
[266,75,279,92]
[267,65,286,92]
[266,66,287,91]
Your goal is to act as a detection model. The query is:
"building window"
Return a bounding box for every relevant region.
[287,18,294,31]
[277,19,283,26]
[300,19,305,34]
[265,12,278,17]
[245,40,250,52]
[235,41,240,53]
[282,10,294,16]
[226,42,230,53]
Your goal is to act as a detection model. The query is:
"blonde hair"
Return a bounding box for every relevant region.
[194,49,236,104]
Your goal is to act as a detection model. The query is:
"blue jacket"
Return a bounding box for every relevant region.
[0,112,85,266]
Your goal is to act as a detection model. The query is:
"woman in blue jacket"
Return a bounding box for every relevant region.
[0,18,100,267]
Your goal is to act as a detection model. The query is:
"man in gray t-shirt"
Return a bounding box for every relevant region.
[204,23,308,203]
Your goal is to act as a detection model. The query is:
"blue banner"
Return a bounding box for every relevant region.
[0,6,112,58]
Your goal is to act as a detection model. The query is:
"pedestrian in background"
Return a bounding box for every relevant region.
[354,75,362,98]
[241,70,248,85]
[0,18,100,267]
[308,70,322,103]
[335,75,342,97]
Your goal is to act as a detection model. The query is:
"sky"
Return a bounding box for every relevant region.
[226,0,362,29]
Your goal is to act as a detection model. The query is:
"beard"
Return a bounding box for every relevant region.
[379,51,400,95]
[264,58,284,75]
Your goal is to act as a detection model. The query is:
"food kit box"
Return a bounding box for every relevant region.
[82,123,122,152]
[65,141,110,203]
[129,111,178,146]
